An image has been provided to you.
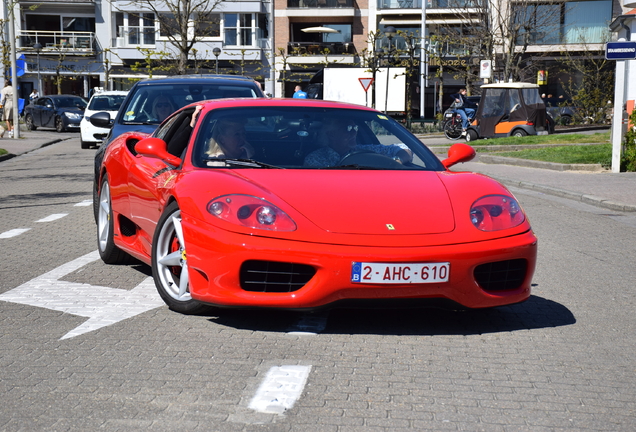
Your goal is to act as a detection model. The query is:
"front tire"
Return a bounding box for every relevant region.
[466,129,478,142]
[152,202,208,314]
[81,139,91,149]
[443,119,462,140]
[25,114,37,130]
[97,177,129,264]
[55,117,66,133]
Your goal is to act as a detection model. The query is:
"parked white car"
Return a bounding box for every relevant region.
[80,90,128,149]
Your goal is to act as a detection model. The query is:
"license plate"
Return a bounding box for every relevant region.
[351,262,450,284]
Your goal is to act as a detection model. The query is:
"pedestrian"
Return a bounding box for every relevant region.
[1,79,15,138]
[293,85,307,99]
[29,88,39,101]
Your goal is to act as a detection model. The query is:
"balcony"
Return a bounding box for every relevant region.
[18,30,95,54]
[378,0,476,8]
[288,0,354,7]
[287,41,356,55]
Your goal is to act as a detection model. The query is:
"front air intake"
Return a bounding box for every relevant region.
[240,260,316,293]
[474,259,527,292]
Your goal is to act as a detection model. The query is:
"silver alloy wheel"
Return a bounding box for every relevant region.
[97,181,111,253]
[154,210,192,302]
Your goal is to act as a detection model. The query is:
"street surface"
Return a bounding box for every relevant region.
[1,136,635,431]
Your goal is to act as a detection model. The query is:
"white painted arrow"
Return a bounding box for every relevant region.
[0,250,165,340]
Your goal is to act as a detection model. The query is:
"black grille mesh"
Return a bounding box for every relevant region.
[240,260,316,293]
[474,259,527,292]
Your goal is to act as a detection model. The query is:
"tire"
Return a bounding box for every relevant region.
[81,139,91,149]
[55,117,66,133]
[560,114,572,125]
[97,177,129,264]
[443,119,462,140]
[25,114,37,130]
[512,129,527,138]
[466,129,478,142]
[152,202,209,314]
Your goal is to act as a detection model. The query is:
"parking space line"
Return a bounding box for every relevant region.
[0,228,32,239]
[36,213,68,222]
[248,365,312,415]
[74,199,93,207]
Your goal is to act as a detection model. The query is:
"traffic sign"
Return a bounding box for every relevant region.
[606,42,636,60]
[358,77,374,92]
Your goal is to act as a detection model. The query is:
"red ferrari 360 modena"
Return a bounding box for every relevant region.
[96,98,537,314]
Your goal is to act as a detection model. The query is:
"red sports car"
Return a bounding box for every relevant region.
[96,98,537,314]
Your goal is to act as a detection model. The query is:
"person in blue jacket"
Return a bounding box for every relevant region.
[449,88,478,132]
[293,85,307,99]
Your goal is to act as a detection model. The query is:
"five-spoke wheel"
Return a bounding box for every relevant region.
[152,202,208,314]
[97,177,128,264]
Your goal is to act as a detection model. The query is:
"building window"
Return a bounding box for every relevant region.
[115,12,156,46]
[224,13,254,46]
[514,0,612,45]
[196,13,221,38]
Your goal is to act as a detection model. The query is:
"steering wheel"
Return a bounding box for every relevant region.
[511,103,520,112]
[338,149,374,165]
[338,150,404,168]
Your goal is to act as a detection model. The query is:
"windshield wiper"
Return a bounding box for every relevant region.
[323,164,380,170]
[206,158,281,169]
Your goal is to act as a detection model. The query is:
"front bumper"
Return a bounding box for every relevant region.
[183,217,538,310]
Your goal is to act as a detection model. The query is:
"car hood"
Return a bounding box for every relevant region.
[234,170,455,235]
[59,107,85,114]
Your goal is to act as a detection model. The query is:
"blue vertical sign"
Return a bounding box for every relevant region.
[605,42,636,60]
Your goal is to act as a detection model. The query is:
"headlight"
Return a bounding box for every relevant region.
[470,195,524,231]
[207,194,296,232]
[64,112,82,120]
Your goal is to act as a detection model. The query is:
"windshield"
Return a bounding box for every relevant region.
[192,107,445,171]
[57,97,87,109]
[89,94,126,111]
[121,83,260,125]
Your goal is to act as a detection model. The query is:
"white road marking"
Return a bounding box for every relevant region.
[287,312,329,335]
[248,365,312,415]
[0,250,164,340]
[74,199,93,207]
[36,213,68,222]
[0,228,31,239]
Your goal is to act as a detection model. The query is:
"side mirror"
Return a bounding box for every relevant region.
[90,111,113,128]
[135,137,182,167]
[442,143,476,169]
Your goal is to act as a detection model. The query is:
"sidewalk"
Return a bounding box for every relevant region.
[0,130,67,162]
[2,130,635,212]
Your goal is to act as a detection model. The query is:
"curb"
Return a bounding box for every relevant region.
[477,154,606,172]
[490,175,636,213]
[0,138,65,163]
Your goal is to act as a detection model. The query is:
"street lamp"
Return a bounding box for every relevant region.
[383,26,397,114]
[213,47,221,74]
[33,43,42,96]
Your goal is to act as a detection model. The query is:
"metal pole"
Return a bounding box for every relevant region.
[420,0,427,119]
[8,4,20,139]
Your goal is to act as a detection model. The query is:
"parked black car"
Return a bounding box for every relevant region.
[543,97,577,125]
[24,95,88,132]
[90,74,265,220]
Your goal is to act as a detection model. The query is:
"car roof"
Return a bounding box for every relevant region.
[194,97,379,112]
[46,94,86,98]
[481,82,539,89]
[134,75,258,86]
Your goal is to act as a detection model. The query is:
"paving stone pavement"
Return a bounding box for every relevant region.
[1,133,635,431]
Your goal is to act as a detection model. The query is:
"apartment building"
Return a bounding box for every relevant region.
[2,0,625,113]
[5,0,274,99]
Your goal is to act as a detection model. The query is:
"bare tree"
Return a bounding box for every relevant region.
[429,0,559,84]
[119,0,224,74]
